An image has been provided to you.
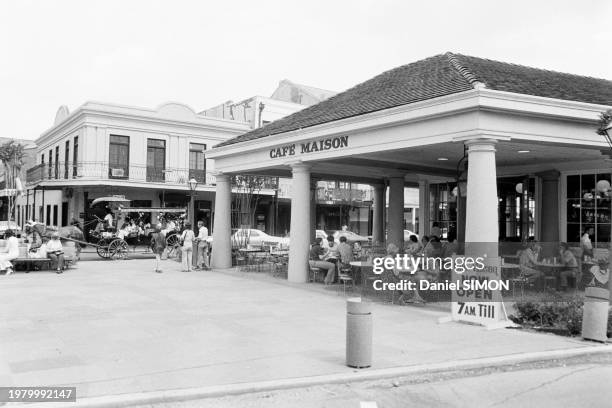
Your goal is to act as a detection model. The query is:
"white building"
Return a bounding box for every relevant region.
[22,101,250,236]
[201,79,337,128]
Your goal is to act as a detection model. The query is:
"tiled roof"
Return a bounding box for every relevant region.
[215,53,612,148]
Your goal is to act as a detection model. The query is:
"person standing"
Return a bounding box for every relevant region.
[0,230,20,275]
[180,222,195,272]
[195,220,210,270]
[581,226,594,260]
[151,225,166,273]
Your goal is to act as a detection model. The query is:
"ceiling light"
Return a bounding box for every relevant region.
[437,157,449,161]
[517,150,530,154]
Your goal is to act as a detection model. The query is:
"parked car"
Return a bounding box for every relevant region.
[404,230,418,241]
[230,228,289,249]
[0,221,21,238]
[332,230,369,244]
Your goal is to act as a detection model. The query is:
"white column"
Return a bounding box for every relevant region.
[418,179,430,237]
[387,175,405,250]
[465,139,498,256]
[211,173,232,269]
[288,163,311,283]
[372,183,385,245]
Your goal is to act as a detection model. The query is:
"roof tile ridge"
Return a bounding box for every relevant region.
[445,52,486,90]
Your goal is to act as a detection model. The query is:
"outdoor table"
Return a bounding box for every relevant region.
[535,261,565,290]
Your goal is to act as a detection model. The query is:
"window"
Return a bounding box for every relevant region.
[53,205,58,226]
[55,146,59,179]
[73,136,78,177]
[46,205,51,226]
[566,172,611,248]
[48,149,53,180]
[109,135,130,178]
[41,154,44,165]
[147,139,166,182]
[64,140,70,179]
[189,143,206,183]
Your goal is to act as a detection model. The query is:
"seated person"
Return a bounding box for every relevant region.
[518,239,542,282]
[116,223,131,240]
[23,224,42,250]
[384,243,426,304]
[0,229,20,275]
[324,235,340,262]
[29,240,48,259]
[46,232,65,274]
[424,236,442,258]
[353,242,364,260]
[309,237,336,285]
[559,242,578,290]
[337,236,354,268]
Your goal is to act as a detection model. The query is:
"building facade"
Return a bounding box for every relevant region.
[22,101,251,236]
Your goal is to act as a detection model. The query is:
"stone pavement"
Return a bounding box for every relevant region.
[0,258,599,400]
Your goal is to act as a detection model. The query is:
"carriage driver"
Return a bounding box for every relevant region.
[103,208,114,231]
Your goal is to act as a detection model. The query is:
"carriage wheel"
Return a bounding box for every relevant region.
[166,233,180,259]
[108,239,128,259]
[166,233,180,248]
[96,239,111,258]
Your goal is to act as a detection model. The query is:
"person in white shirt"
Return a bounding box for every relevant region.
[45,232,65,274]
[195,220,210,270]
[581,227,594,259]
[103,209,114,230]
[0,230,20,275]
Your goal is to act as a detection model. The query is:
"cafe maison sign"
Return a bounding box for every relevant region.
[269,135,349,159]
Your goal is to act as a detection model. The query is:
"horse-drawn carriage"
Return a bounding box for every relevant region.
[85,197,186,259]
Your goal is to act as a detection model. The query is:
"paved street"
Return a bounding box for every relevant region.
[138,353,612,408]
[0,258,602,401]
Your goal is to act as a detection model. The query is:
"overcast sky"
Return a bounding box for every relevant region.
[1,0,611,140]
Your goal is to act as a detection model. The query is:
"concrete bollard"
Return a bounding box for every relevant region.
[346,297,372,368]
[581,286,609,342]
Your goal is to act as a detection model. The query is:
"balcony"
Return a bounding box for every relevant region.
[26,161,215,187]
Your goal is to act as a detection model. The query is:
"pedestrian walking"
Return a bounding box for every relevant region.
[151,225,166,273]
[180,222,195,272]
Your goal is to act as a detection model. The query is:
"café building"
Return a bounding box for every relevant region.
[206,52,612,282]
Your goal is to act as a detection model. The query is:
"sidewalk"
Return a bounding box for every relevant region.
[0,259,606,403]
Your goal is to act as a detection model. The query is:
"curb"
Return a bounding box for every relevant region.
[17,344,612,408]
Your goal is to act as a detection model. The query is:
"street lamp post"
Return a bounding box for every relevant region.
[188,178,198,227]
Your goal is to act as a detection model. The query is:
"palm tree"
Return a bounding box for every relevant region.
[0,141,26,222]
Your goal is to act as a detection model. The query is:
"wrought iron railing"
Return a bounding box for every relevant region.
[26,161,215,186]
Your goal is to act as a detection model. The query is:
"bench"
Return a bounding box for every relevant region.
[11,242,78,272]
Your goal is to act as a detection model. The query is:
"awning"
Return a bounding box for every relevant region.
[117,207,187,213]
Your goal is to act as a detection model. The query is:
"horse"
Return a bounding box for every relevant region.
[27,222,85,256]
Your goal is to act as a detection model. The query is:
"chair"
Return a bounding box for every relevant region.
[309,263,323,283]
[337,269,355,296]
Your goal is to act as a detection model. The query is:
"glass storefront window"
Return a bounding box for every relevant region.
[565,172,611,247]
